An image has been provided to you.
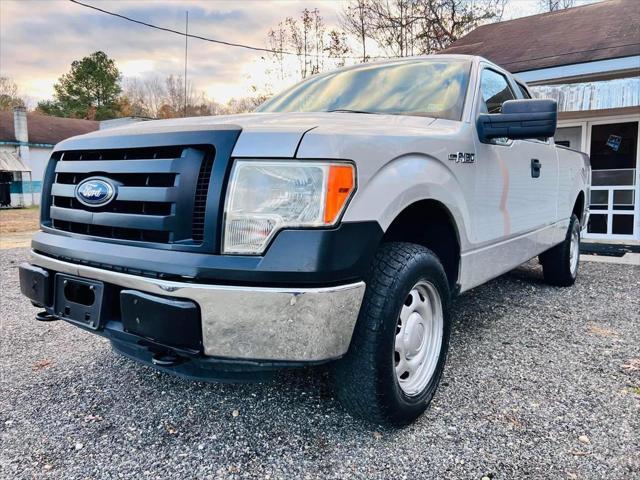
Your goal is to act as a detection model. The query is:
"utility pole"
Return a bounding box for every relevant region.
[184,10,188,117]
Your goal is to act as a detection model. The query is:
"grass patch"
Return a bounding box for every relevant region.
[0,207,40,234]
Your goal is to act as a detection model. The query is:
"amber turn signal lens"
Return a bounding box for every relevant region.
[324,164,355,224]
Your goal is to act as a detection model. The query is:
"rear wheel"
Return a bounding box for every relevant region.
[332,242,451,425]
[540,214,581,287]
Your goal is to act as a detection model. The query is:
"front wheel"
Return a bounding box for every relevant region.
[539,214,581,287]
[332,242,451,425]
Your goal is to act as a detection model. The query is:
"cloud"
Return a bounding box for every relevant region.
[0,0,342,103]
[3,0,596,104]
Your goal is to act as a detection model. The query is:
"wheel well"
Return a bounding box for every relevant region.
[382,200,460,289]
[573,191,585,223]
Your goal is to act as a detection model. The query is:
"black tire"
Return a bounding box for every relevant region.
[539,214,581,287]
[332,242,451,426]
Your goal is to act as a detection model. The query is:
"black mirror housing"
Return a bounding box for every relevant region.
[477,99,557,143]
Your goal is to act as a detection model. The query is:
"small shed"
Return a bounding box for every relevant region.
[0,150,33,207]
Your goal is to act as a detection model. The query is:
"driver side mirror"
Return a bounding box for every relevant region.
[477,99,557,143]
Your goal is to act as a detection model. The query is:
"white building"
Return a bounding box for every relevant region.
[444,0,640,243]
[0,108,147,207]
[0,108,99,206]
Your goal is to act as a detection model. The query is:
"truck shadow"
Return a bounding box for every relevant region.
[449,259,547,334]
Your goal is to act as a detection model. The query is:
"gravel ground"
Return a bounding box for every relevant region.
[1,247,638,479]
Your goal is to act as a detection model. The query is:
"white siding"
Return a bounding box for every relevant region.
[530,78,640,112]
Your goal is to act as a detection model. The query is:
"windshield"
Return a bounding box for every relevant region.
[257,59,471,121]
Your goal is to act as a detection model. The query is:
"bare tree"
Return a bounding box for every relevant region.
[262,0,507,87]
[121,77,167,117]
[266,9,330,81]
[341,0,506,57]
[0,76,26,111]
[141,77,165,117]
[310,9,326,75]
[286,17,306,78]
[121,74,271,118]
[539,0,576,11]
[224,94,271,114]
[164,75,189,116]
[120,75,209,119]
[267,22,287,80]
[121,78,149,117]
[326,30,352,68]
[418,0,507,53]
[287,9,326,78]
[364,0,424,57]
[340,0,372,62]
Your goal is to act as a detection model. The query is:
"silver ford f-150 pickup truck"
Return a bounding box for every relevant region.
[19,55,590,425]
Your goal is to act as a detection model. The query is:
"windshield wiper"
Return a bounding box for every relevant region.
[327,109,379,114]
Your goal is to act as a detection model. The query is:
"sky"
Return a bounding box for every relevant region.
[0,0,601,106]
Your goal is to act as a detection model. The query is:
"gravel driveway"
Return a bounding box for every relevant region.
[1,247,638,479]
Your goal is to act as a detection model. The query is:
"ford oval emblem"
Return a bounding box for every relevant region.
[75,178,116,207]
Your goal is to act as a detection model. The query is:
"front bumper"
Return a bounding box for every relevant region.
[22,251,366,364]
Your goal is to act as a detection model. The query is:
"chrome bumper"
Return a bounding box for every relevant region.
[30,252,365,362]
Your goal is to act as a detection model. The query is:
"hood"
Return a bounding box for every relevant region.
[57,112,438,158]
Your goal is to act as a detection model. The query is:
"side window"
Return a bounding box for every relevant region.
[480,69,515,113]
[517,82,532,99]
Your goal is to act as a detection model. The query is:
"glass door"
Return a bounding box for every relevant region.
[586,121,638,239]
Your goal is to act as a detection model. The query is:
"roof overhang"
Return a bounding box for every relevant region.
[0,150,31,172]
[516,55,640,85]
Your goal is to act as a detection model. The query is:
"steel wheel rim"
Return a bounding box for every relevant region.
[394,281,443,397]
[569,225,580,276]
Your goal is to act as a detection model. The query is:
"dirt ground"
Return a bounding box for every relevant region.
[0,207,39,249]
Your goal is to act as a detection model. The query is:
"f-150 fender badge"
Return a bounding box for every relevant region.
[448,152,476,164]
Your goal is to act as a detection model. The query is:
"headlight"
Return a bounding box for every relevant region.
[223,160,355,254]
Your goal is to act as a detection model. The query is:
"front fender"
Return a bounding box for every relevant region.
[342,154,472,251]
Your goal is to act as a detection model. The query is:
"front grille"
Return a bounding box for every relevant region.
[192,153,214,243]
[47,146,215,245]
[55,172,176,187]
[53,196,172,217]
[51,219,172,243]
[61,146,184,161]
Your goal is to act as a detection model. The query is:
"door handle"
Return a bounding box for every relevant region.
[531,158,541,178]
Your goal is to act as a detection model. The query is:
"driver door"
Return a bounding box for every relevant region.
[472,67,558,242]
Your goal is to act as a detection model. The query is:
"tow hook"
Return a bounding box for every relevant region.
[35,311,58,322]
[151,351,183,367]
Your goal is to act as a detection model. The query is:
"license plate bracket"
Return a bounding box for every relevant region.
[54,274,104,330]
